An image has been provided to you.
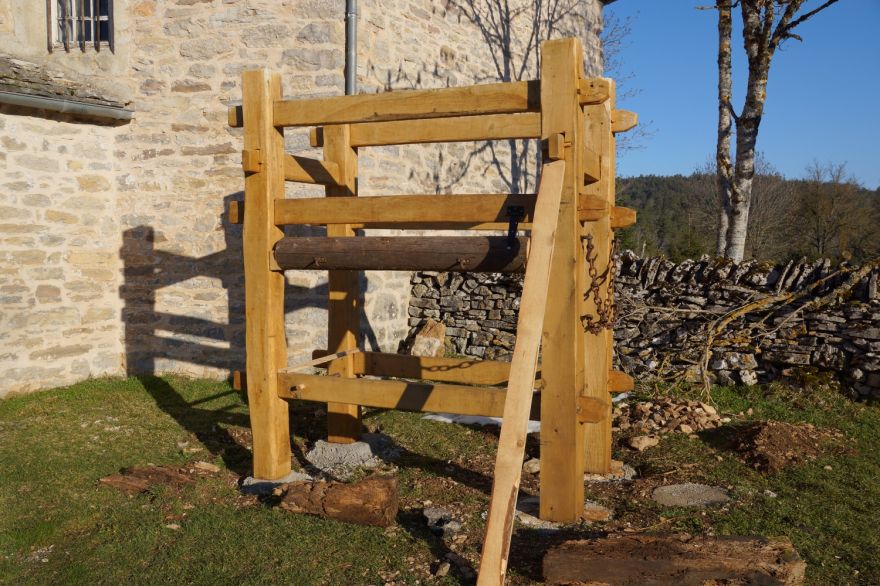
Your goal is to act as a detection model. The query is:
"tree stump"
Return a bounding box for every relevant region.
[279,475,398,527]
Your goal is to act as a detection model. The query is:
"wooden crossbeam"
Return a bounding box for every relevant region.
[271,80,540,127]
[340,112,542,147]
[274,194,536,226]
[277,372,540,419]
[284,154,342,185]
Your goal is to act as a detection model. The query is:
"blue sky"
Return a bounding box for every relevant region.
[605,0,880,189]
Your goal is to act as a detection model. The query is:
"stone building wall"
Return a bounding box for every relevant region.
[405,255,880,399]
[0,0,606,396]
[0,109,121,392]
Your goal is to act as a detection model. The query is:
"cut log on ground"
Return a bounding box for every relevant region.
[99,465,195,495]
[543,534,805,586]
[279,475,398,527]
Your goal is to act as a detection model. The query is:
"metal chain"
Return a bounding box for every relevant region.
[581,234,618,334]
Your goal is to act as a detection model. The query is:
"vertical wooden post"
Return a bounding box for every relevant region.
[538,38,586,523]
[581,80,615,474]
[242,70,292,480]
[323,124,362,443]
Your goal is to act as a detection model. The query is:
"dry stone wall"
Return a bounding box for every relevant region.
[405,254,880,399]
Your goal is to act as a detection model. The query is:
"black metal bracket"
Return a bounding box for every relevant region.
[506,205,526,249]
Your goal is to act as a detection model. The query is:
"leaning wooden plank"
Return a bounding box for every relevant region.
[272,80,539,127]
[279,476,398,528]
[274,193,537,226]
[284,154,342,186]
[543,535,806,586]
[273,236,529,273]
[323,124,362,444]
[477,159,565,586]
[241,69,292,480]
[279,349,361,373]
[277,372,527,418]
[346,112,542,147]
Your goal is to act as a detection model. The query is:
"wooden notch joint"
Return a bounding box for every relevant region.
[578,78,611,105]
[609,370,635,393]
[611,110,638,133]
[544,132,569,161]
[583,145,601,184]
[611,207,637,230]
[577,396,609,424]
[242,149,262,173]
[228,105,243,128]
[228,200,244,225]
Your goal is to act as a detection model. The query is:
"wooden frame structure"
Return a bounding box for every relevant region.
[228,38,636,584]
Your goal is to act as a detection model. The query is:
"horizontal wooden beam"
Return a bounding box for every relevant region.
[277,371,540,419]
[611,109,638,133]
[273,236,529,272]
[228,104,243,128]
[578,78,611,106]
[272,80,540,127]
[275,194,537,226]
[344,112,542,147]
[284,154,341,185]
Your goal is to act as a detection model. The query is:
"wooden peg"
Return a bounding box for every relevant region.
[611,110,638,133]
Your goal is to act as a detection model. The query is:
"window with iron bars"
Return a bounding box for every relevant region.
[46,0,115,53]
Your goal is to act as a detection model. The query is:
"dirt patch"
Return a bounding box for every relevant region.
[735,421,842,473]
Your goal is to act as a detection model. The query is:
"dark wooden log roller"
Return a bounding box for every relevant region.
[273,236,529,272]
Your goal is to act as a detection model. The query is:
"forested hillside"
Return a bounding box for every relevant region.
[616,166,880,263]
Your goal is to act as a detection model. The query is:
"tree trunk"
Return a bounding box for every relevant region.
[715,1,734,256]
[278,475,399,527]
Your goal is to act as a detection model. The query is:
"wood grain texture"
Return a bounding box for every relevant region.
[274,193,537,226]
[544,535,806,586]
[278,372,529,418]
[582,80,615,474]
[274,80,540,127]
[279,476,399,528]
[273,236,529,273]
[478,159,565,586]
[538,38,587,524]
[346,112,541,147]
[323,124,362,444]
[241,69,292,480]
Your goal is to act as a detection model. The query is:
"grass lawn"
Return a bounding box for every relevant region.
[1,375,878,585]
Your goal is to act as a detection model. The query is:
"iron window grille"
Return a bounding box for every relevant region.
[46,0,114,53]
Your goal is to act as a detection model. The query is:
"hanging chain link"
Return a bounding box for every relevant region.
[581,234,618,334]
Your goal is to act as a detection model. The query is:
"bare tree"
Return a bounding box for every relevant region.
[712,0,841,261]
[793,162,880,261]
